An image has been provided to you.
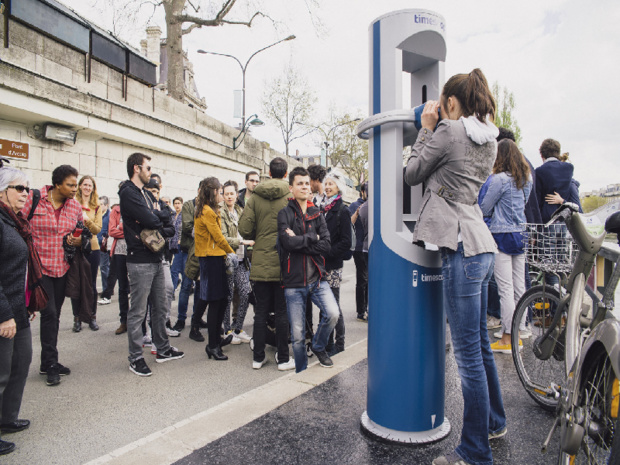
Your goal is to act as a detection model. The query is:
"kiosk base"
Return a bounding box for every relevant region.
[360,411,451,445]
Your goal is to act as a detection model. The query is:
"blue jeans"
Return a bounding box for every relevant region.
[172,251,193,321]
[170,251,187,291]
[285,281,339,373]
[441,244,506,465]
[100,250,110,294]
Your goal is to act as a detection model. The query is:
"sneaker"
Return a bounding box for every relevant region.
[151,345,157,355]
[142,335,152,347]
[166,327,180,337]
[489,426,508,440]
[156,347,185,363]
[45,364,61,386]
[277,358,296,371]
[432,451,471,465]
[227,331,242,345]
[490,340,522,354]
[129,358,152,377]
[252,358,267,370]
[235,330,252,343]
[172,320,185,332]
[97,297,111,305]
[493,330,504,339]
[189,327,205,342]
[40,363,71,376]
[357,314,368,322]
[311,348,334,368]
[486,316,501,329]
[520,328,532,339]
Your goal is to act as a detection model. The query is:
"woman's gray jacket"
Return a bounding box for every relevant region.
[404,119,498,257]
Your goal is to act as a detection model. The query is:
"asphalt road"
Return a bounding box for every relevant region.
[5,260,368,465]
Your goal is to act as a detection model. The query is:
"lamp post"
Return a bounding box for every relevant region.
[233,114,264,150]
[198,35,296,125]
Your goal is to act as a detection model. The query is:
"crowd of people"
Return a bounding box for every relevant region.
[0,67,584,462]
[0,150,370,455]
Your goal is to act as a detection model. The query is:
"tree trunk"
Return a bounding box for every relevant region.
[163,0,186,102]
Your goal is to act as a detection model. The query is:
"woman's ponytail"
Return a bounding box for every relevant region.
[442,68,496,123]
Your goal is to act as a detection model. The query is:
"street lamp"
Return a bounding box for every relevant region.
[198,35,296,125]
[233,114,264,150]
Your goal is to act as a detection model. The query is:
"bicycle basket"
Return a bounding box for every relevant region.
[523,223,579,273]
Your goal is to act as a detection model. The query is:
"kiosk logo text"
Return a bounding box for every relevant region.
[414,14,446,33]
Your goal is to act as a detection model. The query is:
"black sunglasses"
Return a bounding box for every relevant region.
[7,185,30,193]
[138,165,152,172]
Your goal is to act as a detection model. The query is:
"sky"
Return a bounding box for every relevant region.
[60,0,620,193]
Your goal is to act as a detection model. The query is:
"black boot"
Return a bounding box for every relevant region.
[172,320,185,332]
[89,318,99,331]
[189,326,205,342]
[72,317,81,333]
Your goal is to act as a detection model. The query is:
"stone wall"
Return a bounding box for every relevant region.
[0,18,296,203]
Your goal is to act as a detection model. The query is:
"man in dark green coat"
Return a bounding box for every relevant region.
[238,157,292,370]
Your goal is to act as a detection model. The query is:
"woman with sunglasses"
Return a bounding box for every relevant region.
[22,165,82,387]
[70,175,102,332]
[0,162,44,455]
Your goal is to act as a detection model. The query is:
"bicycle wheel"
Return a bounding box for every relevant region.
[558,351,619,465]
[511,285,567,411]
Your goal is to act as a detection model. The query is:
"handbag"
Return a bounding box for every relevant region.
[140,228,165,253]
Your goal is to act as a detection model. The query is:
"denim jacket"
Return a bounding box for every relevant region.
[479,172,532,233]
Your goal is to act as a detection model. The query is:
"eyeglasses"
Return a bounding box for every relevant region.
[7,185,30,193]
[138,165,152,172]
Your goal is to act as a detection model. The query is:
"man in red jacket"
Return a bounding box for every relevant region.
[277,167,339,373]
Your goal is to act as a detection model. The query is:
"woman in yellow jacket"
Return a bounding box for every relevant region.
[194,177,235,361]
[72,175,102,332]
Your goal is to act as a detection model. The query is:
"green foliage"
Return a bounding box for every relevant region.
[582,195,609,213]
[492,82,522,147]
[318,109,368,185]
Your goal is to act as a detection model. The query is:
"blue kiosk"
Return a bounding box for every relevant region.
[357,9,450,443]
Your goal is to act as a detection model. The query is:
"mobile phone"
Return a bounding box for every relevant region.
[72,228,83,238]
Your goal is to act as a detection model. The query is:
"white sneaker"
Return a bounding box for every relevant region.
[252,359,267,370]
[231,334,242,345]
[142,335,152,347]
[151,345,157,355]
[494,331,504,339]
[235,330,252,343]
[487,316,501,329]
[166,327,180,337]
[97,297,111,305]
[520,328,532,339]
[277,358,296,371]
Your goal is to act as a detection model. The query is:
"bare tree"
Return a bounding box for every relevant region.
[324,111,367,185]
[261,65,316,157]
[85,0,322,103]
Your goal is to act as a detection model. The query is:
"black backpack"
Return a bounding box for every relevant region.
[27,189,41,221]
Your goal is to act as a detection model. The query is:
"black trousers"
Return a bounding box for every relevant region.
[115,255,129,324]
[0,327,32,426]
[101,253,119,299]
[252,281,289,364]
[39,274,67,370]
[191,280,208,327]
[206,298,227,349]
[353,251,368,316]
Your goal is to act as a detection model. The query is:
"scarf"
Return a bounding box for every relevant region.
[323,194,341,213]
[0,201,49,313]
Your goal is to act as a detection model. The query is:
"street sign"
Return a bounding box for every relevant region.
[0,139,29,161]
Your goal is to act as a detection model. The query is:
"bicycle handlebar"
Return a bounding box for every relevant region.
[546,202,607,255]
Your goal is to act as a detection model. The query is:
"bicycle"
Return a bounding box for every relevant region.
[510,203,620,464]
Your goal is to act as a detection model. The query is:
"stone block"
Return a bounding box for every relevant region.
[41,35,85,75]
[89,98,113,120]
[6,67,36,95]
[126,78,145,102]
[108,69,123,91]
[89,60,109,86]
[79,154,96,176]
[25,146,43,171]
[65,138,96,156]
[107,84,126,106]
[4,21,44,55]
[68,92,93,114]
[171,100,197,123]
[126,95,153,116]
[0,126,22,141]
[35,55,73,85]
[95,156,111,178]
[53,149,80,168]
[111,106,145,132]
[109,159,126,178]
[40,148,56,172]
[33,77,70,105]
[30,170,49,190]
[0,43,36,72]
[143,118,166,138]
[96,139,124,162]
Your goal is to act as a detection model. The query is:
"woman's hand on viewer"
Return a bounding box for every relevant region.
[421,100,440,130]
[545,191,564,205]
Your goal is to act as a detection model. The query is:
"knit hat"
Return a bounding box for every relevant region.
[324,172,346,195]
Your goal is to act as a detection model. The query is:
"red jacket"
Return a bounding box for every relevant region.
[108,205,124,256]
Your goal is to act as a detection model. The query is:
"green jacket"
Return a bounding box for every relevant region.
[238,178,290,281]
[180,198,196,253]
[184,242,200,281]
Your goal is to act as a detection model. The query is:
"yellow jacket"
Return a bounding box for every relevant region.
[195,205,235,257]
[82,205,102,251]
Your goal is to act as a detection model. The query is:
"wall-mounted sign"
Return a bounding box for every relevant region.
[0,139,29,161]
